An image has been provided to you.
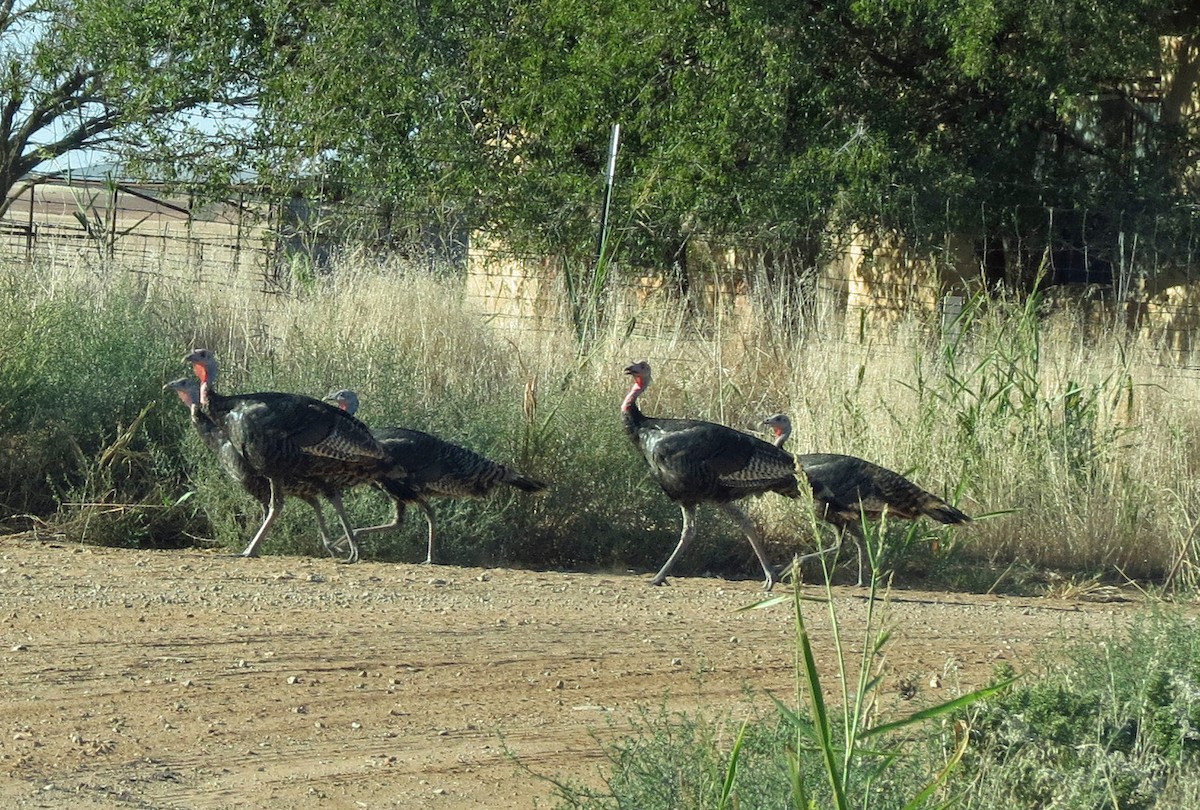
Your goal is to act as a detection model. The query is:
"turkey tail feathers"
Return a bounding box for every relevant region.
[923,499,971,525]
[506,471,548,493]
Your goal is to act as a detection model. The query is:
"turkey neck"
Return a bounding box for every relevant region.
[621,378,647,442]
[197,379,234,420]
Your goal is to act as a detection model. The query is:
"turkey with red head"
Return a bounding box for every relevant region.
[164,377,345,554]
[324,388,546,565]
[182,349,391,563]
[621,360,807,591]
[762,412,971,584]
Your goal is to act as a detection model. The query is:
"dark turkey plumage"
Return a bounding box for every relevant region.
[762,412,971,583]
[621,361,803,590]
[325,389,547,565]
[183,349,390,563]
[165,377,342,551]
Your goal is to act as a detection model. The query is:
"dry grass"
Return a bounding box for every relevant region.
[4,248,1200,589]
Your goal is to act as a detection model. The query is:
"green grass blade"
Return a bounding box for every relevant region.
[791,581,850,810]
[862,677,1017,739]
[899,717,972,810]
[716,716,749,810]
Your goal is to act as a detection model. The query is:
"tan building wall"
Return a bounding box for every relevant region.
[827,229,978,335]
[465,226,1200,357]
[463,232,568,332]
[464,228,978,339]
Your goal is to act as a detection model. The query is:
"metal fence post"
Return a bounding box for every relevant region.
[941,293,964,350]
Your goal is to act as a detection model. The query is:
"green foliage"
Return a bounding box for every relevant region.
[0,0,267,208]
[544,603,1200,810]
[767,542,1010,810]
[248,0,1189,288]
[1,0,1185,296]
[545,707,797,810]
[957,611,1200,809]
[549,706,960,810]
[0,262,200,539]
[899,284,1156,579]
[547,562,1007,809]
[252,0,496,224]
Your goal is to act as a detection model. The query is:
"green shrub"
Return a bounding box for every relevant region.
[539,600,1200,810]
[958,610,1200,809]
[0,263,200,541]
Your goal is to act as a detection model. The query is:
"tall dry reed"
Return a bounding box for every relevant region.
[3,248,1197,588]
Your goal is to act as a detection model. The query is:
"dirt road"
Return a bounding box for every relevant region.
[0,539,1144,808]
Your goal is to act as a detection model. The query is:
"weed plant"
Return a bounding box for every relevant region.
[546,535,1008,810]
[955,610,1200,809]
[544,535,1198,810]
[2,249,1200,589]
[544,609,1200,810]
[0,259,200,541]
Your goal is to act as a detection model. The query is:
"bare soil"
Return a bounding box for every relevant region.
[0,538,1150,809]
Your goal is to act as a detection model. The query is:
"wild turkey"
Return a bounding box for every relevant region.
[324,388,547,565]
[164,377,343,553]
[762,412,971,584]
[621,361,810,591]
[182,349,391,563]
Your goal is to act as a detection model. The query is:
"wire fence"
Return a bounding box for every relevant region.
[3,175,1200,355]
[0,178,283,295]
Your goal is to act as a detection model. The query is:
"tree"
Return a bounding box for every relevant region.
[250,0,1198,290]
[0,0,268,217]
[759,0,1196,287]
[472,0,829,266]
[248,0,502,246]
[471,0,1195,284]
